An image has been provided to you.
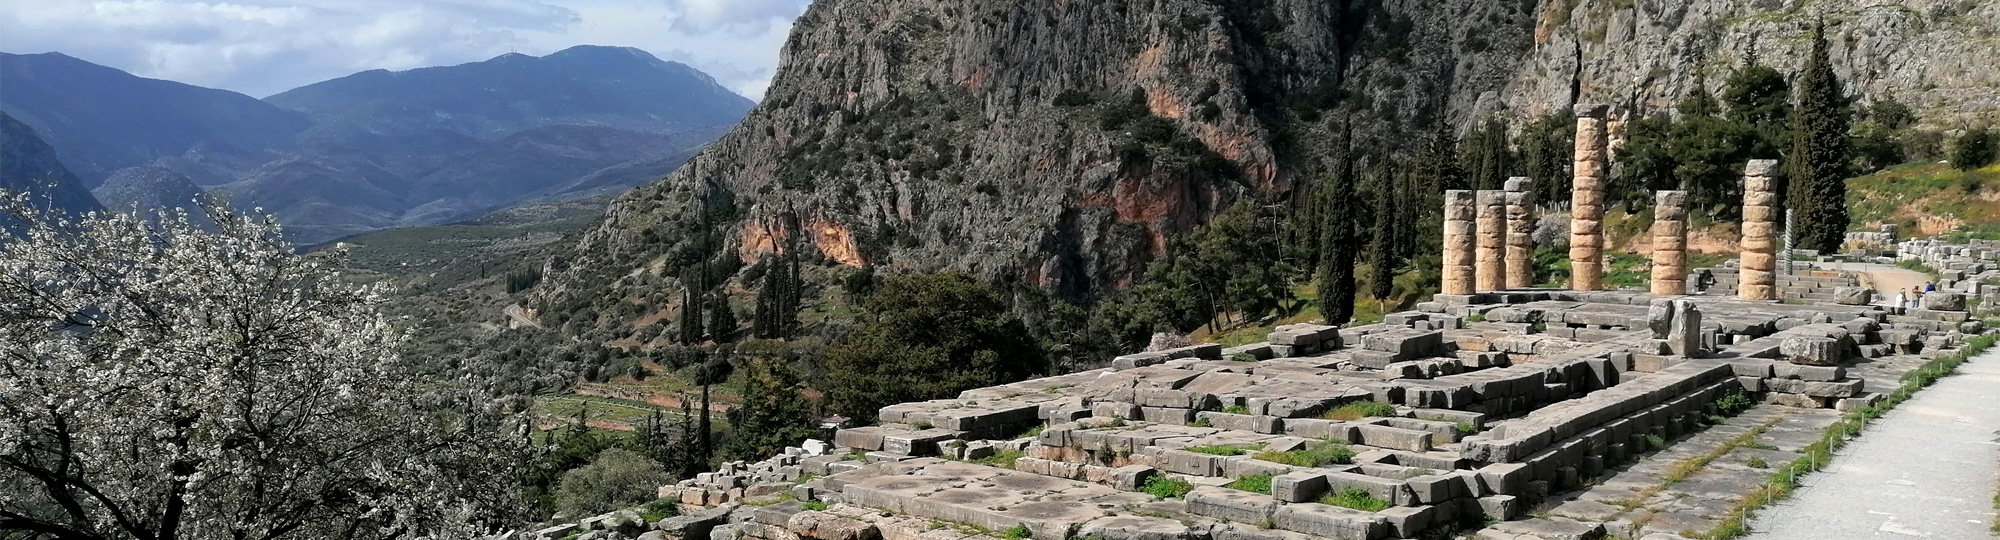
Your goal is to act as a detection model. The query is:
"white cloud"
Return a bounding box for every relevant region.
[0,0,810,99]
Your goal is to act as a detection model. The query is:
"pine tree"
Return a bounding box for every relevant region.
[1317,126,1358,325]
[1788,21,1853,254]
[1368,164,1399,302]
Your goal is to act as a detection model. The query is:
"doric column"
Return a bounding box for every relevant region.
[1570,105,1609,291]
[1504,177,1536,289]
[1476,190,1507,292]
[1651,190,1689,296]
[1740,160,1780,301]
[1443,190,1476,296]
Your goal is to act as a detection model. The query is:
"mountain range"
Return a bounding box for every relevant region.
[0,112,102,222]
[0,46,753,244]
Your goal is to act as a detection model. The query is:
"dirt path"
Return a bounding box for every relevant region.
[1742,348,2000,539]
[1812,262,1932,306]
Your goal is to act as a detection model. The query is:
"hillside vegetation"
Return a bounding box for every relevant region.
[1848,162,2000,239]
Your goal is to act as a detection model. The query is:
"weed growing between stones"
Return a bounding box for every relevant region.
[1001,524,1032,539]
[1704,333,2000,539]
[1746,456,1768,469]
[976,449,1026,469]
[1141,476,1195,499]
[1320,401,1398,420]
[803,501,828,511]
[1226,473,1274,494]
[640,498,680,521]
[1223,405,1251,414]
[1644,434,1666,451]
[1190,417,1213,427]
[1254,440,1356,466]
[1186,443,1263,456]
[1319,487,1390,511]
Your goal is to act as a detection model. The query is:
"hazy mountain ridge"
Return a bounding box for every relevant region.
[0,52,311,185]
[0,112,102,219]
[0,46,754,244]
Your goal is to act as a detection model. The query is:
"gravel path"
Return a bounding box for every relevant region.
[1743,348,2000,539]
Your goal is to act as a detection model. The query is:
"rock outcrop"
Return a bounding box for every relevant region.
[538,0,2000,330]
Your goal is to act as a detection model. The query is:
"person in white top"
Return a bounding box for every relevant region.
[1894,291,1907,314]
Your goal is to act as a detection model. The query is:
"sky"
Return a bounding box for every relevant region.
[0,0,811,99]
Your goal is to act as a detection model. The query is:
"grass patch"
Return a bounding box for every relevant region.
[1226,473,1274,494]
[1190,417,1213,428]
[1223,405,1251,415]
[1185,443,1263,456]
[1001,524,1032,540]
[1703,333,2000,539]
[1318,487,1390,512]
[1141,476,1195,499]
[976,449,1026,469]
[1644,434,1666,451]
[1454,422,1479,437]
[1254,439,1356,467]
[1714,389,1754,416]
[1745,456,1768,469]
[1320,401,1398,421]
[803,500,828,511]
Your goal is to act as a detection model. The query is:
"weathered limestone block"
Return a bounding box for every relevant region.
[1443,190,1477,295]
[1186,486,1279,524]
[1833,287,1873,306]
[1271,471,1329,503]
[1477,190,1508,292]
[1668,299,1702,358]
[1780,336,1848,366]
[1270,504,1389,540]
[1076,516,1209,540]
[1924,292,1967,311]
[787,512,881,540]
[1504,177,1536,289]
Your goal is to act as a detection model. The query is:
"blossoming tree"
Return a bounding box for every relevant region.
[0,195,526,540]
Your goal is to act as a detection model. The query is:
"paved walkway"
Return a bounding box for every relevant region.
[1744,348,2000,539]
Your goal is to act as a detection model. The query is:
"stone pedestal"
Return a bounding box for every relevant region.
[1570,105,1609,291]
[1650,190,1689,296]
[1443,190,1476,296]
[1504,177,1535,289]
[1476,190,1507,292]
[1739,160,1780,301]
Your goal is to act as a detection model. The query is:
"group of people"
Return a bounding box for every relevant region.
[1893,283,1938,311]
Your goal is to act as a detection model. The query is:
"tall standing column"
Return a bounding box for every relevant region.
[1740,160,1780,301]
[1504,177,1536,289]
[1651,190,1689,296]
[1443,190,1476,296]
[1570,105,1610,291]
[1476,190,1507,292]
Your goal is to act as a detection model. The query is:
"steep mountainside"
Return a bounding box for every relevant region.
[534,0,2000,334]
[0,112,102,218]
[0,52,311,184]
[92,164,215,228]
[265,46,755,142]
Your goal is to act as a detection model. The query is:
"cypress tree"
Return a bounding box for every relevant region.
[1788,22,1853,254]
[708,294,737,342]
[1317,126,1358,325]
[1368,164,1399,302]
[678,273,706,344]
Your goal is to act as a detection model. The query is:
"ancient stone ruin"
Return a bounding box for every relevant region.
[1737,160,1780,301]
[1568,105,1609,292]
[529,160,1998,540]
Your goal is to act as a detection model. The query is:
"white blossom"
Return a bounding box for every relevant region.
[1,194,527,540]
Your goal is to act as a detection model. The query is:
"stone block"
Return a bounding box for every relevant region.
[1832,287,1873,305]
[1271,471,1329,503]
[1924,292,1967,311]
[1324,470,1417,506]
[1271,504,1389,540]
[1780,336,1847,366]
[1076,515,1208,540]
[1355,424,1434,452]
[1474,495,1520,521]
[1405,474,1463,505]
[1773,364,1844,382]
[1378,506,1432,539]
[786,512,880,540]
[1186,486,1278,524]
[833,427,885,451]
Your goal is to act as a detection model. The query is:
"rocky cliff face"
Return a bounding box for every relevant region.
[537,0,2000,329]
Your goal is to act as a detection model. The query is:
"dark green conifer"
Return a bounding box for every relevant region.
[1787,22,1853,254]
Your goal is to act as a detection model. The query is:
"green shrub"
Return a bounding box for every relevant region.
[1745,456,1768,469]
[1189,418,1213,428]
[976,449,1026,469]
[1141,476,1195,499]
[1223,405,1251,415]
[803,501,828,511]
[1645,434,1666,450]
[1714,389,1754,416]
[640,497,680,522]
[554,448,671,518]
[1226,474,1274,494]
[1002,524,1032,540]
[1254,440,1355,467]
[1319,488,1390,511]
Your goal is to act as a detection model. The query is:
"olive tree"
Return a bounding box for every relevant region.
[0,196,526,540]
